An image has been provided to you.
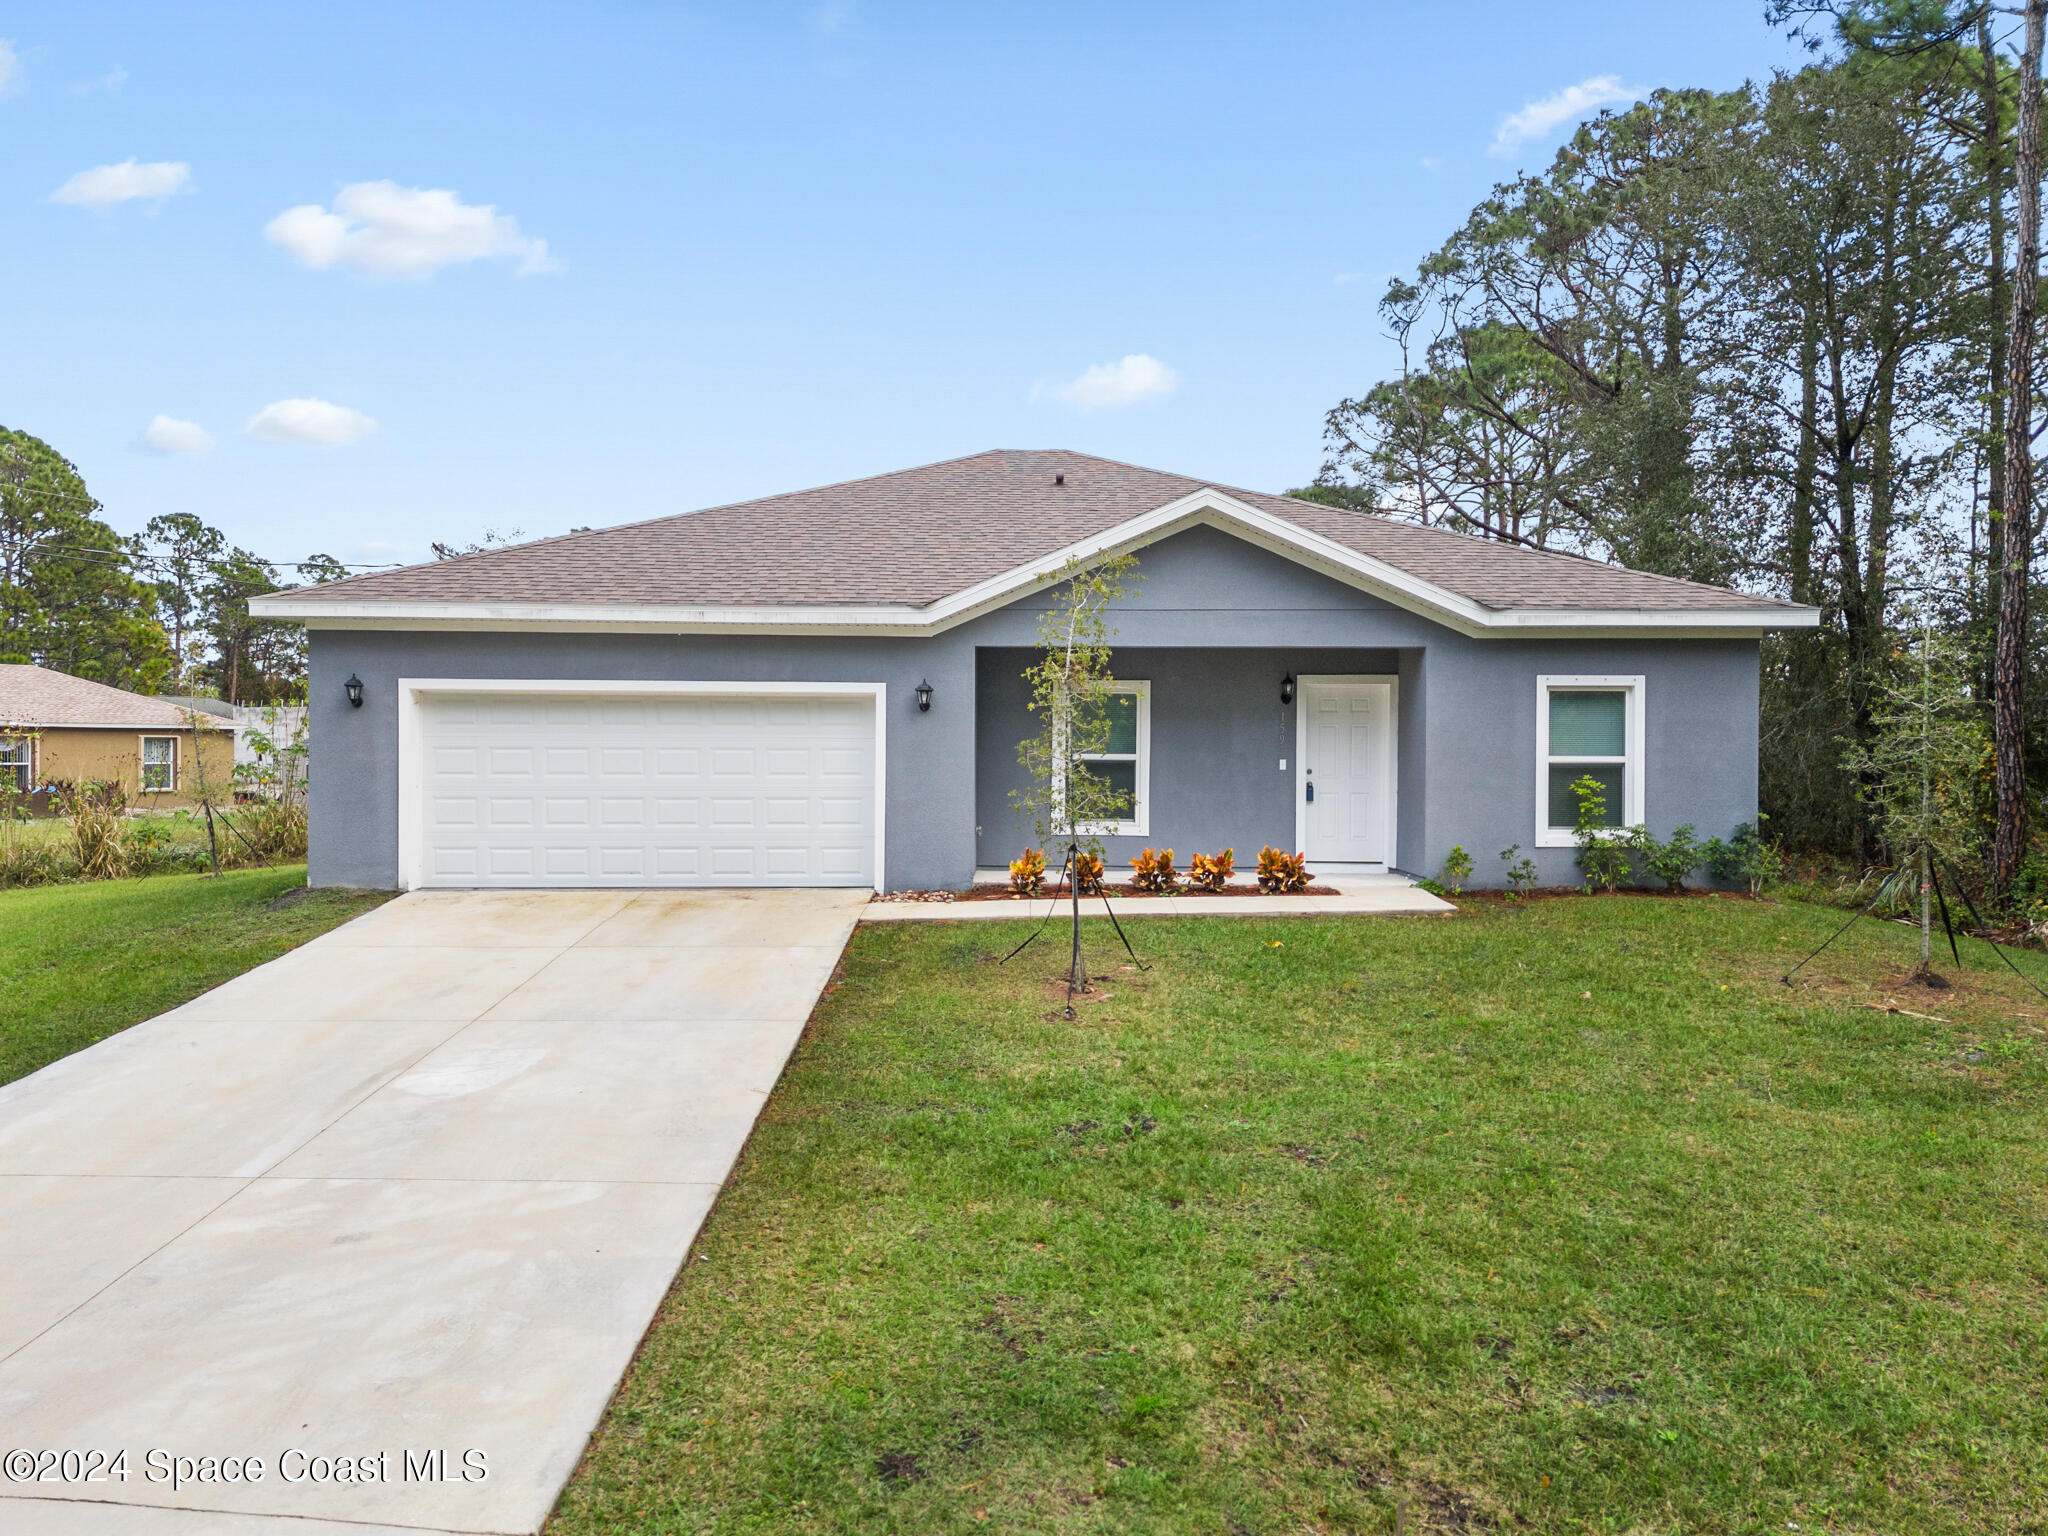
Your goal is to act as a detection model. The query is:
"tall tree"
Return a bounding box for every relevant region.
[1994,0,2047,897]
[134,512,225,692]
[0,427,168,688]
[1322,88,1769,583]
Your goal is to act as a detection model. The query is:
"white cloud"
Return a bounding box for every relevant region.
[71,64,126,95]
[264,181,560,280]
[1491,75,1638,156]
[1334,272,1365,286]
[245,398,377,446]
[50,159,192,209]
[1043,353,1177,409]
[142,415,212,454]
[0,40,22,97]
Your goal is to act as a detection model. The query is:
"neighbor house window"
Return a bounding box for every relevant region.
[0,737,27,795]
[1072,680,1149,837]
[140,735,177,793]
[1536,676,1643,847]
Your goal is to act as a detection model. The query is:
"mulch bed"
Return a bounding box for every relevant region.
[877,883,1342,903]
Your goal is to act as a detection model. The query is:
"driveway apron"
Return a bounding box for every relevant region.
[0,887,866,1535]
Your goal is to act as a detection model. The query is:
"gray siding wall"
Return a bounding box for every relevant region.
[1410,631,1760,887]
[305,523,1762,891]
[306,630,980,891]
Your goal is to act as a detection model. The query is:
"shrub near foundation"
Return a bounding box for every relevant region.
[1129,847,1180,893]
[1188,848,1235,891]
[1256,845,1312,893]
[1008,847,1046,896]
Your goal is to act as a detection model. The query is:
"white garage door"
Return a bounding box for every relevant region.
[417,691,876,888]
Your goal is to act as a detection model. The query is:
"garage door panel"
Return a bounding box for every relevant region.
[418,690,875,889]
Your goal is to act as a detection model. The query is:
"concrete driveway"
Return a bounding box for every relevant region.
[0,887,866,1535]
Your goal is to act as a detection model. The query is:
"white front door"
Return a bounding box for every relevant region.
[1301,680,1394,866]
[416,690,877,888]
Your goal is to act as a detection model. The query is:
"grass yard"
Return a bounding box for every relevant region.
[0,866,390,1087]
[553,895,2048,1536]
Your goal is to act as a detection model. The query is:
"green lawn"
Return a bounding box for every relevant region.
[0,866,391,1087]
[552,895,2048,1536]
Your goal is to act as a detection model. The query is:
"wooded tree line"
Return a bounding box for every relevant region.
[0,425,344,703]
[1313,0,2048,902]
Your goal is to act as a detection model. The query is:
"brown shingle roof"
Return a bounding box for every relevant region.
[263,449,1797,615]
[0,665,230,730]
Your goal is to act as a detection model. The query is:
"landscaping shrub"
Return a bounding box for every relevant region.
[1570,775,1632,892]
[1256,845,1311,893]
[1438,843,1474,894]
[61,780,128,882]
[1008,847,1046,895]
[1073,851,1105,895]
[1499,842,1538,895]
[1129,847,1180,893]
[1628,822,1700,891]
[0,831,69,888]
[1705,817,1786,896]
[1188,848,1235,891]
[236,797,309,865]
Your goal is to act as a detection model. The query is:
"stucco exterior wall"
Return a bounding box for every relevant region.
[974,646,1400,870]
[303,523,1764,891]
[12,725,234,811]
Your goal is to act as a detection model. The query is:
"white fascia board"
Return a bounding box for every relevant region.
[250,489,1823,639]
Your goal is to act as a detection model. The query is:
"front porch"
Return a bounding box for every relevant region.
[973,645,1416,879]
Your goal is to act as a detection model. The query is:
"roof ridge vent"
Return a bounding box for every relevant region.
[1054,472,1065,486]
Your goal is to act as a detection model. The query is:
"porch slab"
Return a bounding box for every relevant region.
[863,873,1454,922]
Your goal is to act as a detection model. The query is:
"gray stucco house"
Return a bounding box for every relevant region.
[252,450,1819,892]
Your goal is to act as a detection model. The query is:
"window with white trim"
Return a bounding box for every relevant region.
[1072,680,1149,837]
[1536,676,1643,847]
[140,735,177,793]
[0,737,27,795]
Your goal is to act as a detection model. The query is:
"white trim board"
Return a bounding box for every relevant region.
[393,678,887,893]
[1293,674,1399,870]
[254,491,1822,641]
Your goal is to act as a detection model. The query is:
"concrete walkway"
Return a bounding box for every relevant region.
[865,871,1455,921]
[0,887,867,1536]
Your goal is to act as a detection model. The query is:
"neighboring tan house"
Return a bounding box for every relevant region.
[251,449,1821,892]
[0,664,235,811]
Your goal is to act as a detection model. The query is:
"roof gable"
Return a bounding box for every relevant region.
[251,449,1818,637]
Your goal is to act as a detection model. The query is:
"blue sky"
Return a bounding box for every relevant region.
[3,2,1805,570]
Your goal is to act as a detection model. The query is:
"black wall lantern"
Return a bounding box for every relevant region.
[915,679,933,713]
[344,673,365,709]
[1280,673,1296,706]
